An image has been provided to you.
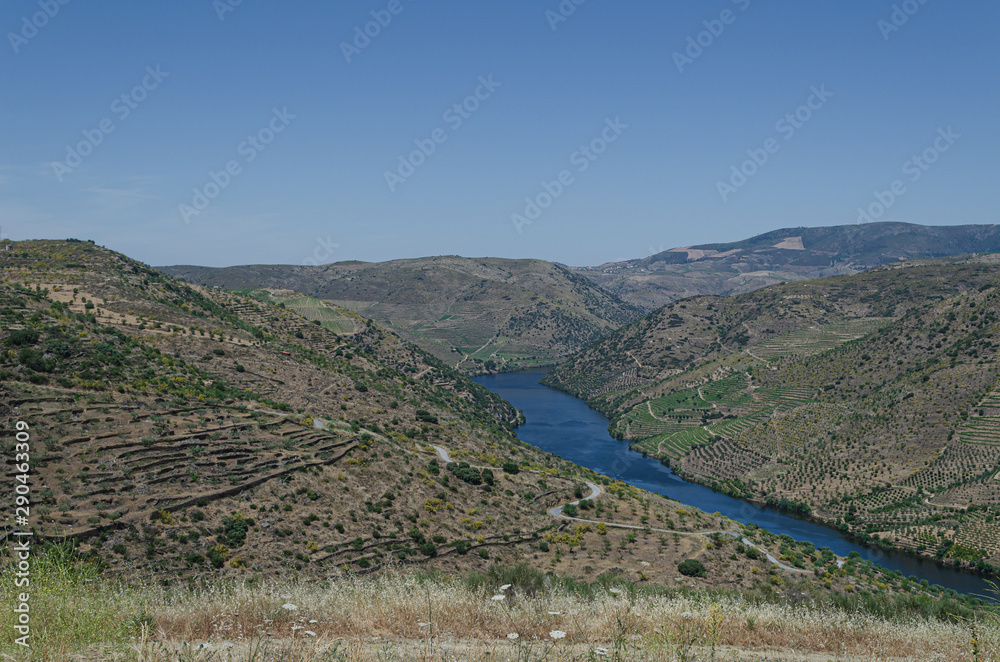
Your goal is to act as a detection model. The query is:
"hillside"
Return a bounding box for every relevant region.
[0,240,993,659]
[0,239,768,588]
[546,255,1000,573]
[573,222,1000,309]
[159,257,642,374]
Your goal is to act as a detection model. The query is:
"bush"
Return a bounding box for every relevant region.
[5,328,39,346]
[501,461,520,475]
[207,548,226,569]
[447,461,482,485]
[19,348,52,373]
[217,514,250,547]
[416,409,438,424]
[678,559,707,578]
[562,503,579,517]
[481,468,495,485]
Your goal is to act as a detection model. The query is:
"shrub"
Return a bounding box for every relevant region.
[217,514,249,547]
[678,559,707,578]
[447,461,482,485]
[5,328,39,346]
[501,461,520,475]
[562,504,579,517]
[415,409,438,424]
[19,348,52,373]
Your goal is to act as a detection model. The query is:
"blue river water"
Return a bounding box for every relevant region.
[474,369,992,599]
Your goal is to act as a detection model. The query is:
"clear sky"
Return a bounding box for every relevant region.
[1,0,997,267]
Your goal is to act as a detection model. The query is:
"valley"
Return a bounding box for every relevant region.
[2,237,999,659]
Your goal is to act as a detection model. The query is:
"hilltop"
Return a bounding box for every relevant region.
[158,224,1000,376]
[160,256,642,374]
[572,222,1000,309]
[546,254,1000,574]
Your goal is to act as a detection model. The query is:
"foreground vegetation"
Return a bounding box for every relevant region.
[1,550,996,661]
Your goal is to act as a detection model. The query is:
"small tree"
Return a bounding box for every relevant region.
[678,559,707,578]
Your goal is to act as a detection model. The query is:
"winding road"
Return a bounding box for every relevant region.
[430,445,813,574]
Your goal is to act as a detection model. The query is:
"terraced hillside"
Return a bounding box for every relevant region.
[574,221,1000,309]
[549,255,1000,574]
[160,257,642,374]
[0,239,764,589]
[547,259,1000,406]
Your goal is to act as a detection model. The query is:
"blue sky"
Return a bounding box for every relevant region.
[1,0,997,267]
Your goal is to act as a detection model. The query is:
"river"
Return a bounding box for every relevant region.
[474,369,992,599]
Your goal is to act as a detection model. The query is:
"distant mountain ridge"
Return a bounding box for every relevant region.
[572,222,1000,309]
[159,256,642,373]
[160,223,1000,373]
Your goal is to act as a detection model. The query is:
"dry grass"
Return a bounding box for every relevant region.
[1,567,994,661]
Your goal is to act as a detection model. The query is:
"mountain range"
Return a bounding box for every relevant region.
[161,222,1000,372]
